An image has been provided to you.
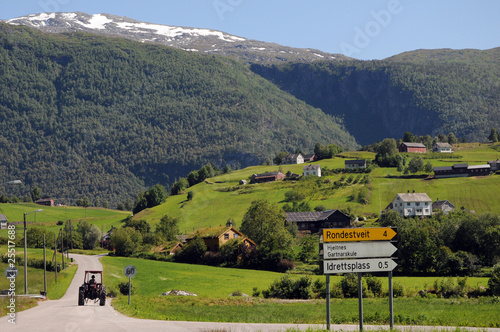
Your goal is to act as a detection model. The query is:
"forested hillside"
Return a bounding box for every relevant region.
[251,47,500,145]
[0,23,357,206]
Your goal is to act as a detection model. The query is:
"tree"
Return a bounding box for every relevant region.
[403,131,415,142]
[424,161,434,173]
[447,132,458,144]
[174,236,207,264]
[273,151,289,165]
[170,178,189,195]
[144,184,168,208]
[407,156,424,173]
[378,138,398,157]
[298,235,317,263]
[111,227,143,256]
[31,187,41,202]
[488,263,500,296]
[240,200,294,265]
[124,217,151,235]
[155,214,179,241]
[187,191,194,201]
[488,128,499,142]
[83,225,101,250]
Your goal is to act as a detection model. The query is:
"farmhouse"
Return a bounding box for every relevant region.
[345,159,366,169]
[282,153,304,165]
[187,226,255,252]
[285,210,351,234]
[392,191,432,217]
[488,160,500,172]
[302,154,316,162]
[399,142,427,153]
[250,171,285,184]
[35,196,55,206]
[432,199,455,215]
[434,163,490,178]
[303,164,321,177]
[433,142,453,153]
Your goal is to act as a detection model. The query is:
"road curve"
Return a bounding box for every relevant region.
[1,254,499,332]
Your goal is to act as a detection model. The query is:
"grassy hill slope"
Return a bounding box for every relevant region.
[134,144,500,232]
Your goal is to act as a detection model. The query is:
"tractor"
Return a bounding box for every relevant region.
[78,270,106,306]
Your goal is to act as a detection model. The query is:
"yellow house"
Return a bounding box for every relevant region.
[187,226,256,252]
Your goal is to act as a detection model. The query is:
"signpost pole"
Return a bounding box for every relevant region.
[128,277,131,305]
[358,273,363,332]
[43,233,47,296]
[389,271,394,329]
[326,275,330,331]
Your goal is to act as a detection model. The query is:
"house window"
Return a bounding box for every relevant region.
[407,203,410,206]
[224,233,229,240]
[234,234,238,238]
[416,202,420,206]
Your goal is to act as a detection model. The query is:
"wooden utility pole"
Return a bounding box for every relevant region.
[54,233,57,284]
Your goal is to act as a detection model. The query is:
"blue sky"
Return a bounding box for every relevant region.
[2,0,499,60]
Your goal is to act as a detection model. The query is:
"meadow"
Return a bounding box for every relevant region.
[0,203,130,238]
[101,256,498,327]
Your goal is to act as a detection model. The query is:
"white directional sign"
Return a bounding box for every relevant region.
[323,258,397,274]
[323,242,397,260]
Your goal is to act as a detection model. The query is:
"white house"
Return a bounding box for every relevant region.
[392,191,432,217]
[303,164,321,177]
[433,142,453,153]
[282,153,304,165]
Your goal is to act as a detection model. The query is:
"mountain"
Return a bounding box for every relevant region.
[4,12,352,64]
[0,23,357,206]
[251,48,500,144]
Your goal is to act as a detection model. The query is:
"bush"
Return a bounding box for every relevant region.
[340,274,363,298]
[366,275,383,297]
[118,281,134,295]
[488,263,500,296]
[262,275,312,299]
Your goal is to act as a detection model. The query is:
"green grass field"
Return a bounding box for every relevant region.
[0,203,130,238]
[133,144,500,232]
[102,256,498,327]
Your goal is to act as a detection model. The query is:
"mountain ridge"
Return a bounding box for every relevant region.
[4,12,352,64]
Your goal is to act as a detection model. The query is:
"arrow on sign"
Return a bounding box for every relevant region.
[323,227,396,242]
[322,241,397,260]
[323,258,398,274]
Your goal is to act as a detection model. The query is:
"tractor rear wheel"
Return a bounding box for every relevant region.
[78,287,85,306]
[99,286,106,306]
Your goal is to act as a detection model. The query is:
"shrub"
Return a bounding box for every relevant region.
[339,274,361,298]
[366,275,383,297]
[488,263,500,296]
[118,281,134,295]
[263,275,312,299]
[252,287,260,297]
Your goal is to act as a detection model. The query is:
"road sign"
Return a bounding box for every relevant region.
[124,265,136,278]
[5,266,18,278]
[322,241,397,260]
[323,227,396,242]
[323,258,397,274]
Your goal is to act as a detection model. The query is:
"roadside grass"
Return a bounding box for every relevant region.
[0,248,78,299]
[102,256,498,327]
[111,292,500,327]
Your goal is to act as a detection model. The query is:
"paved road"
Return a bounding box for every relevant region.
[2,254,499,331]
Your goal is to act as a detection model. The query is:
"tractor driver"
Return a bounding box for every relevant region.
[89,275,96,285]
